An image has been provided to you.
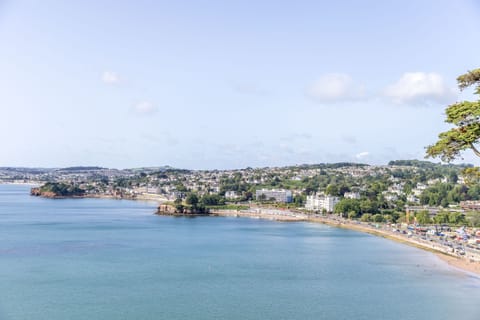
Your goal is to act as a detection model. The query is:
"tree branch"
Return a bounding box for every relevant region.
[471,143,480,158]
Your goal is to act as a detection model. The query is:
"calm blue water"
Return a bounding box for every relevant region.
[0,184,479,320]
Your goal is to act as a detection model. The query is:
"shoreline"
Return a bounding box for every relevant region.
[212,209,480,277]
[310,216,480,277]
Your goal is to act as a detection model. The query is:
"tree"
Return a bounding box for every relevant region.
[347,211,358,219]
[334,199,361,215]
[433,212,449,224]
[360,213,372,222]
[426,69,480,161]
[185,193,199,207]
[415,210,431,225]
[448,212,466,225]
[372,214,384,223]
[325,184,339,196]
[293,194,305,206]
[466,211,480,227]
[463,167,480,186]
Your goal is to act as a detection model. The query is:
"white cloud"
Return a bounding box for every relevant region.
[384,72,456,105]
[306,73,365,103]
[102,71,121,84]
[132,101,157,115]
[355,151,369,159]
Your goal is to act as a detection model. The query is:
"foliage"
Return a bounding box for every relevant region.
[185,193,199,206]
[199,194,225,206]
[204,204,249,210]
[426,68,480,162]
[419,182,480,207]
[465,211,480,227]
[39,182,85,196]
[360,214,372,222]
[462,167,480,186]
[334,198,379,215]
[415,210,431,224]
[447,212,466,225]
[293,194,305,206]
[457,68,480,94]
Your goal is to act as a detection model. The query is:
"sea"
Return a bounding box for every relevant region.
[0,184,479,320]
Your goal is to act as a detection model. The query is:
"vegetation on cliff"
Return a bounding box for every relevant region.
[32,182,85,197]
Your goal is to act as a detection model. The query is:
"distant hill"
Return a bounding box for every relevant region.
[0,167,56,173]
[287,162,369,170]
[388,160,472,169]
[57,166,106,172]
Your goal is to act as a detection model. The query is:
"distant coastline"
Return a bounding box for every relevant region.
[29,186,166,203]
[1,181,41,187]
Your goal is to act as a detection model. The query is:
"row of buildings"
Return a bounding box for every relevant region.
[255,188,340,213]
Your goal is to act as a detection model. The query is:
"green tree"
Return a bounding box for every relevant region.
[415,210,431,225]
[448,212,466,225]
[433,212,449,224]
[258,193,267,202]
[360,213,372,222]
[325,184,339,196]
[463,167,480,186]
[466,211,480,227]
[293,194,305,206]
[347,211,358,219]
[372,214,384,223]
[334,199,361,215]
[383,214,393,223]
[396,213,407,223]
[185,193,199,207]
[426,68,480,161]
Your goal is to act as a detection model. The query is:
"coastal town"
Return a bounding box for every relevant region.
[2,160,480,273]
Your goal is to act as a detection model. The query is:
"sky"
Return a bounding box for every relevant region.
[0,0,479,169]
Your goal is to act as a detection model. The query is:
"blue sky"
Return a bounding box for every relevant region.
[1,0,479,169]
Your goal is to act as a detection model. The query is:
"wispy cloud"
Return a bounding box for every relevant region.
[132,101,157,115]
[384,72,456,105]
[102,71,122,85]
[355,151,369,159]
[306,73,365,103]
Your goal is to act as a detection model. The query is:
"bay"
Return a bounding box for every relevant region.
[0,184,479,320]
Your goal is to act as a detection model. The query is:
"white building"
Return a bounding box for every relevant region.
[407,194,420,203]
[225,191,239,200]
[344,191,360,199]
[305,193,339,212]
[256,189,292,203]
